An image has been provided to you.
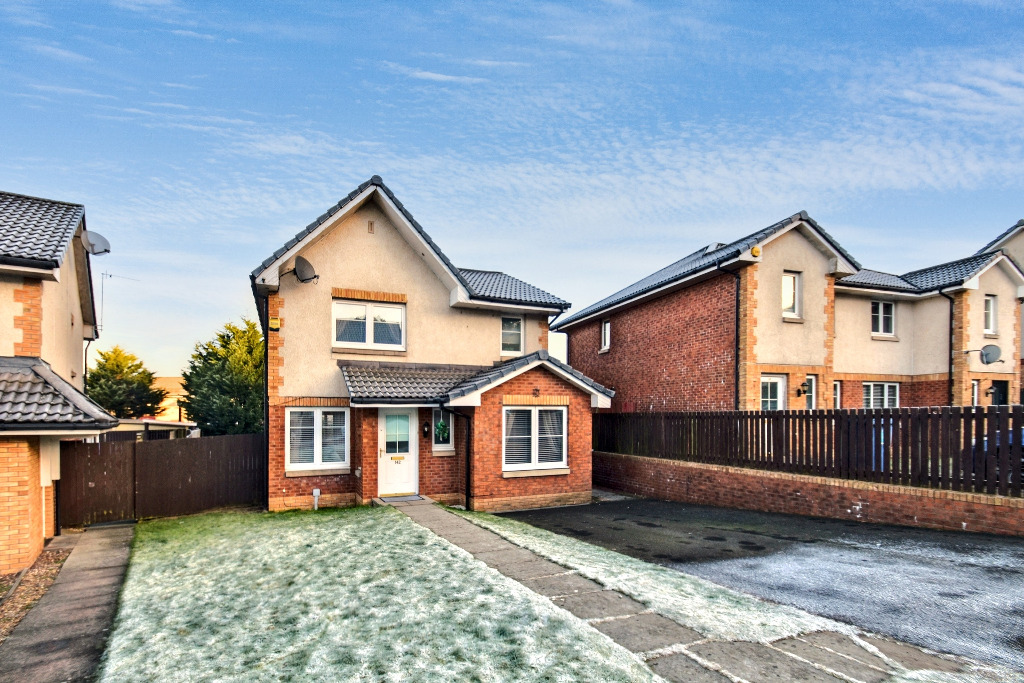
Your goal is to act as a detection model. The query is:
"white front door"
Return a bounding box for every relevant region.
[378,409,418,496]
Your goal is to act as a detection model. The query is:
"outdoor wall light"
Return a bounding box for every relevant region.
[422,421,431,438]
[796,381,811,397]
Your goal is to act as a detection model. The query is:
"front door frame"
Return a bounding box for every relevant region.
[377,408,419,497]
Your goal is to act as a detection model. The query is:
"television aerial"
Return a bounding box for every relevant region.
[291,256,319,284]
[81,230,111,256]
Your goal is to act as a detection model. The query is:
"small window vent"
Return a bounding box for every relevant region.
[368,220,375,234]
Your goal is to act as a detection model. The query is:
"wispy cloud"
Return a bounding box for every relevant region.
[169,29,216,41]
[30,84,115,99]
[161,82,198,90]
[23,40,92,63]
[0,0,49,27]
[382,61,488,84]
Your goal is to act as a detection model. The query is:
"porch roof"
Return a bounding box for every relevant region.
[0,357,118,431]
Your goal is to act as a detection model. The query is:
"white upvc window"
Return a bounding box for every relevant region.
[862,383,899,409]
[833,381,841,409]
[285,407,349,471]
[332,299,406,351]
[600,319,611,351]
[502,406,567,471]
[984,295,997,334]
[760,375,786,411]
[782,271,801,318]
[871,300,895,336]
[804,375,817,410]
[432,408,454,451]
[501,316,523,355]
[971,379,980,407]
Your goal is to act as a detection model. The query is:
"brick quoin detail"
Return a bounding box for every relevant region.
[567,274,737,412]
[0,437,43,573]
[595,451,1024,537]
[13,279,43,357]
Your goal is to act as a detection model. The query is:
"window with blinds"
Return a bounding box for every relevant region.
[285,407,349,471]
[862,383,899,408]
[502,406,567,471]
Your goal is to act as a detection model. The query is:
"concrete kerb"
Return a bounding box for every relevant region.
[388,501,1004,683]
[0,523,135,683]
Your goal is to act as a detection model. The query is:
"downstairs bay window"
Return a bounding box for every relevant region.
[285,407,349,472]
[502,406,567,472]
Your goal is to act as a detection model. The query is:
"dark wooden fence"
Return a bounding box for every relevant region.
[595,406,1024,497]
[59,433,266,526]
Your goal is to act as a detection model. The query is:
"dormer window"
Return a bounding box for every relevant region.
[333,300,405,350]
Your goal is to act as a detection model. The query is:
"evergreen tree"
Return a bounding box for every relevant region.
[87,346,167,419]
[181,319,265,435]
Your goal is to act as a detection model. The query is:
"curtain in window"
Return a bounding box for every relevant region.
[289,410,315,464]
[321,411,346,463]
[537,409,564,463]
[504,409,532,465]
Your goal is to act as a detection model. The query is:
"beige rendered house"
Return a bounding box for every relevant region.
[554,212,1024,413]
[977,219,1024,403]
[0,191,117,573]
[250,176,612,512]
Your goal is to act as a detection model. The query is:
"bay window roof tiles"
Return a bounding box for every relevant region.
[0,357,118,430]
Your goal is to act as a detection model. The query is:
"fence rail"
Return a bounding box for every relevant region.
[594,406,1024,497]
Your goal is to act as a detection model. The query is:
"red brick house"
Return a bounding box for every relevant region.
[0,192,117,573]
[554,212,1023,412]
[250,177,612,512]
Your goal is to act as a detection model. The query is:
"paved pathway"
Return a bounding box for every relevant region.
[0,524,134,683]
[393,499,977,683]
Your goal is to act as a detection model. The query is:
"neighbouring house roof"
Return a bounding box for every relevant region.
[977,218,1024,255]
[0,357,118,431]
[251,176,568,311]
[0,191,85,269]
[340,351,613,405]
[552,211,860,330]
[837,252,1007,294]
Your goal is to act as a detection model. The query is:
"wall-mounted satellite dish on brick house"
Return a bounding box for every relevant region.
[81,229,111,255]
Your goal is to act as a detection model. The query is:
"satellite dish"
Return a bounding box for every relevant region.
[293,256,319,284]
[81,230,111,256]
[980,344,1001,365]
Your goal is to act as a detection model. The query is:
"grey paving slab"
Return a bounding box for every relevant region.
[773,637,889,683]
[473,547,538,565]
[520,572,604,597]
[784,631,893,671]
[494,558,568,581]
[593,613,702,652]
[552,590,647,620]
[862,635,962,673]
[451,537,517,554]
[0,524,134,683]
[44,533,81,551]
[648,653,731,683]
[690,641,842,682]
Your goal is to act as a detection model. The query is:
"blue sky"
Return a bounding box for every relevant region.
[2,1,1023,375]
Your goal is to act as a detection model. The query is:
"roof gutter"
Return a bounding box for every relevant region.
[0,255,57,270]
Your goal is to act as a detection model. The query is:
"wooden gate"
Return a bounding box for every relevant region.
[59,434,266,527]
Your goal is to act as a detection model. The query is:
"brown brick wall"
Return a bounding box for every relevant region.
[0,437,43,573]
[595,451,1024,537]
[43,484,54,539]
[566,274,737,412]
[469,366,593,510]
[13,279,43,357]
[418,407,464,502]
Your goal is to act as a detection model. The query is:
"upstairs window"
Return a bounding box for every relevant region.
[285,408,349,471]
[333,300,405,350]
[984,295,997,334]
[871,301,895,336]
[501,316,523,355]
[502,406,567,471]
[600,319,611,351]
[782,272,801,318]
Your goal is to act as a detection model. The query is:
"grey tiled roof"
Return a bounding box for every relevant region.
[340,351,613,404]
[0,357,118,430]
[0,191,84,267]
[459,269,568,308]
[341,364,481,404]
[837,269,917,291]
[977,219,1024,255]
[251,176,567,310]
[553,211,860,329]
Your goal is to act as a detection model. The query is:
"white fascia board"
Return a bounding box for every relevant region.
[554,258,743,331]
[253,185,378,288]
[971,254,1024,288]
[0,264,58,280]
[446,360,612,407]
[374,191,462,293]
[759,221,859,276]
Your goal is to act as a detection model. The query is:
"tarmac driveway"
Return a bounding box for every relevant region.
[502,497,1024,671]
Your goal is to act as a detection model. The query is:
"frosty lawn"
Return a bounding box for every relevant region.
[98,507,656,683]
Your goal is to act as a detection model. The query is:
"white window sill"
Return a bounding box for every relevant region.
[782,316,804,324]
[502,467,569,478]
[332,347,406,357]
[598,347,610,354]
[871,334,899,342]
[432,447,456,457]
[984,332,999,339]
[285,467,350,477]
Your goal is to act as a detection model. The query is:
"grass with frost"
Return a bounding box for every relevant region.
[98,507,657,683]
[455,508,843,642]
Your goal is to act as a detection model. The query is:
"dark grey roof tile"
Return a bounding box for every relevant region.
[459,269,568,309]
[838,269,918,291]
[901,252,998,291]
[0,357,117,430]
[0,191,84,267]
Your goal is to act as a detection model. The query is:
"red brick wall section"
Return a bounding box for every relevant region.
[13,279,43,357]
[595,451,1024,537]
[418,407,465,505]
[0,437,43,573]
[904,379,949,408]
[44,485,54,539]
[267,404,357,511]
[470,366,592,512]
[567,275,737,412]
